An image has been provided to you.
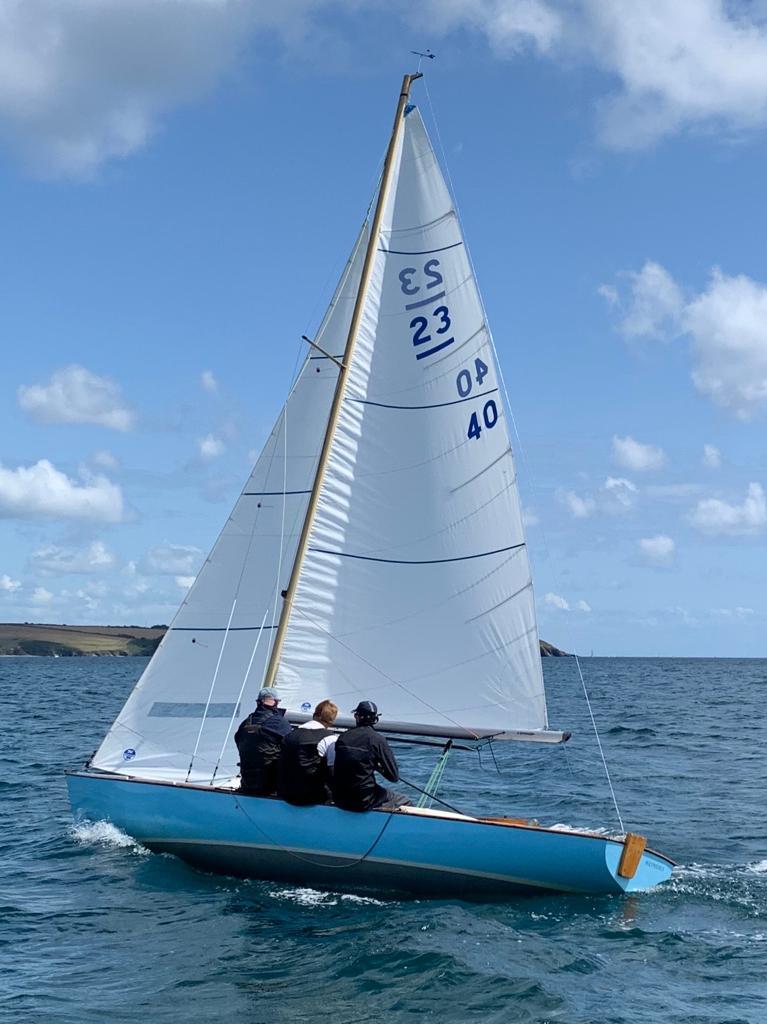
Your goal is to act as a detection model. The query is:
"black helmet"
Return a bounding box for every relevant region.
[352,700,379,723]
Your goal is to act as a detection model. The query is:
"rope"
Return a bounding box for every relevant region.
[416,740,452,808]
[574,654,625,833]
[232,794,396,869]
[399,776,466,817]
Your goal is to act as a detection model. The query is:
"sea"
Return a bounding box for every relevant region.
[1,656,765,1024]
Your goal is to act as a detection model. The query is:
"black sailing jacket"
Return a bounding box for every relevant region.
[234,704,291,795]
[277,726,335,806]
[331,725,399,812]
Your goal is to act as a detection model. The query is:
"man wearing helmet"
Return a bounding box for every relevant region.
[331,700,408,812]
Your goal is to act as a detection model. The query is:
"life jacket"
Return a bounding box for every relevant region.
[277,726,335,806]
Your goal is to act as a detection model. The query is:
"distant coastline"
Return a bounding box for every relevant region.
[0,622,569,658]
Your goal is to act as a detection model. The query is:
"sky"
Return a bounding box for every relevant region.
[1,0,767,656]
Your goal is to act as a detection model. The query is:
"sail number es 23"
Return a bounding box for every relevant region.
[398,257,497,441]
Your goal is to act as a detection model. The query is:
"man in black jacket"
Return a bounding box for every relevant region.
[331,701,409,812]
[235,687,291,795]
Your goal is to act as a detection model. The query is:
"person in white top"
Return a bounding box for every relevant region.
[277,700,339,805]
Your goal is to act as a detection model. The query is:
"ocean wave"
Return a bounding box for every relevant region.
[70,819,150,856]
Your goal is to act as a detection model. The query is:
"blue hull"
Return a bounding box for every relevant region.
[66,772,673,898]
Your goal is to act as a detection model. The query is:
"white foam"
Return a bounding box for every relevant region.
[70,819,149,855]
[747,859,767,874]
[549,823,624,840]
[269,886,384,907]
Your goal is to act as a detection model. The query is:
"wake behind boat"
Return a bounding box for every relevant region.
[67,72,673,898]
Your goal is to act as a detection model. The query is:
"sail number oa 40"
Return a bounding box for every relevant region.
[457,358,497,441]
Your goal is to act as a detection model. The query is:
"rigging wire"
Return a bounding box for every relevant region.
[186,598,237,781]
[210,606,272,785]
[421,76,626,835]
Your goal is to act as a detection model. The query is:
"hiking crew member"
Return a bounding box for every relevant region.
[234,687,291,795]
[331,701,408,812]
[278,700,339,806]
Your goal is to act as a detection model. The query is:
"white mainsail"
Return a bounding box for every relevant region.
[92,102,557,784]
[276,108,549,739]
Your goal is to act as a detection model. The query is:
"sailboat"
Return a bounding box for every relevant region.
[67,74,673,898]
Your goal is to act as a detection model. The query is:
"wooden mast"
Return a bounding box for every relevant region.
[263,72,422,688]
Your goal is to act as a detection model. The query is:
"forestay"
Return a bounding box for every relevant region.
[91,230,369,780]
[276,108,552,741]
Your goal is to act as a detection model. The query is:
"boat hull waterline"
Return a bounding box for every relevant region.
[67,772,673,898]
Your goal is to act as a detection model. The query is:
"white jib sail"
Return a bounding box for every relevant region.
[91,229,369,781]
[276,108,550,740]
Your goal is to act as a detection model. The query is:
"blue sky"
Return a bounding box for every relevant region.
[1,1,767,656]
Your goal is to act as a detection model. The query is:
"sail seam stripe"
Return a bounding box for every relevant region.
[378,242,463,255]
[170,626,278,632]
[307,542,525,565]
[350,387,498,411]
[243,490,312,496]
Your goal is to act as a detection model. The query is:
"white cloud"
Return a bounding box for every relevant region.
[0,460,124,522]
[604,262,684,339]
[712,606,754,620]
[201,370,218,393]
[561,490,595,518]
[18,365,134,431]
[421,2,767,149]
[91,450,119,471]
[142,543,203,576]
[543,592,590,612]
[560,477,637,517]
[427,0,562,55]
[702,444,721,469]
[0,573,21,592]
[31,586,53,605]
[198,434,225,460]
[684,270,767,419]
[175,575,197,590]
[605,262,767,419]
[522,506,539,527]
[639,534,675,565]
[30,540,116,574]
[690,482,766,536]
[581,1,767,149]
[3,2,767,179]
[612,435,666,472]
[601,476,638,514]
[0,0,270,177]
